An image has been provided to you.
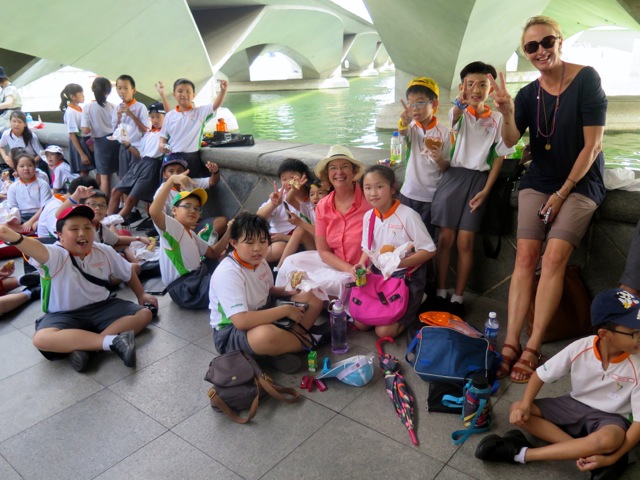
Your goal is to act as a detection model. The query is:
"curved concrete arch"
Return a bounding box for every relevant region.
[344,31,382,70]
[195,5,346,80]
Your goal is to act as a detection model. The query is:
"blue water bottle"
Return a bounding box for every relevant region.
[483,311,499,349]
[329,299,348,354]
[26,112,33,124]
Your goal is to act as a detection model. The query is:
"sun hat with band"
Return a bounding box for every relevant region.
[171,188,208,208]
[591,288,640,330]
[314,145,366,181]
[316,355,374,387]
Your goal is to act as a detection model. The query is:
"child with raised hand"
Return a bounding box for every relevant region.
[275,179,330,269]
[0,207,157,372]
[81,76,120,195]
[0,111,44,170]
[6,152,52,234]
[152,155,227,238]
[113,74,150,178]
[476,288,640,480]
[209,212,324,373]
[353,165,436,338]
[398,77,452,238]
[60,83,95,177]
[159,78,228,177]
[150,171,231,309]
[257,158,313,264]
[41,145,76,194]
[431,61,514,317]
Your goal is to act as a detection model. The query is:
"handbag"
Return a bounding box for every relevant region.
[349,213,410,326]
[405,324,500,385]
[526,264,592,343]
[204,350,300,424]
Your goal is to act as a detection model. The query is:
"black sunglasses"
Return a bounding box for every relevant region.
[523,35,559,54]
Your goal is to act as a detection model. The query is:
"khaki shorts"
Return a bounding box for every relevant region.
[517,189,597,248]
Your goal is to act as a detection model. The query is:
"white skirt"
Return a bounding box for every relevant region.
[275,250,353,302]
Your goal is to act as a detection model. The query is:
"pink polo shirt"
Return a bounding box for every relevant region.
[315,182,370,265]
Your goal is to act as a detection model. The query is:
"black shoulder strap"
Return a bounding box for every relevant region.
[68,253,111,288]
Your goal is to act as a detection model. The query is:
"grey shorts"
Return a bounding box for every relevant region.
[115,156,162,202]
[213,325,255,356]
[621,218,640,291]
[517,189,597,247]
[34,298,143,360]
[431,167,489,232]
[93,135,120,175]
[535,394,631,438]
[400,194,436,240]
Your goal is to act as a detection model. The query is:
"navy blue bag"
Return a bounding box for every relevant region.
[405,326,500,385]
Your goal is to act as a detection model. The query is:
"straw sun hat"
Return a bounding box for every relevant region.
[314,145,366,181]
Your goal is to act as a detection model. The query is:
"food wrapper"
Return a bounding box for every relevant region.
[129,241,160,263]
[107,123,131,143]
[0,202,20,225]
[285,270,322,295]
[101,215,124,227]
[364,241,413,279]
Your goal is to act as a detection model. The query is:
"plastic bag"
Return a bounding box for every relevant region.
[101,215,124,227]
[108,123,131,143]
[0,201,20,225]
[603,168,640,191]
[129,240,160,263]
[363,241,413,279]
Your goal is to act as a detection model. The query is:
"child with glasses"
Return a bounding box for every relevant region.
[150,176,231,309]
[476,288,640,480]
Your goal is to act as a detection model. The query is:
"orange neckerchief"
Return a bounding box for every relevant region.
[233,250,257,270]
[467,105,491,119]
[176,105,193,112]
[374,199,400,220]
[67,104,82,113]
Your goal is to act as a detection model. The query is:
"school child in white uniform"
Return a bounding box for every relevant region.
[353,165,436,338]
[6,152,52,234]
[40,145,77,194]
[60,84,95,176]
[159,78,228,177]
[0,111,43,168]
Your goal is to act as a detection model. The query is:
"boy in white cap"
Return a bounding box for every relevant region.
[41,145,77,193]
[476,288,640,480]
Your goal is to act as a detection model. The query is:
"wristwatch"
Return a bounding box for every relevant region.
[5,233,24,246]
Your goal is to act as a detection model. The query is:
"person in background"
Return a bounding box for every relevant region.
[0,66,22,131]
[60,83,95,177]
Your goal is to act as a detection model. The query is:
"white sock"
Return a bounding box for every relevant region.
[514,446,528,464]
[436,289,447,299]
[451,294,464,304]
[23,289,32,299]
[102,335,117,351]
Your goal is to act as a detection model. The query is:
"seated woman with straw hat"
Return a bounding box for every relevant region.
[275,145,370,301]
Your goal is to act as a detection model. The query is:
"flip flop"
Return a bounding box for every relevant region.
[496,343,521,379]
[510,347,542,384]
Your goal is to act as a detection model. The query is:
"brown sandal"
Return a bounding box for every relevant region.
[496,343,521,379]
[510,347,542,384]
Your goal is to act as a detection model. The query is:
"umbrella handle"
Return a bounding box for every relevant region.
[376,336,394,355]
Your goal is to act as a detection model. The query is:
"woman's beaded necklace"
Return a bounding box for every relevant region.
[536,61,565,151]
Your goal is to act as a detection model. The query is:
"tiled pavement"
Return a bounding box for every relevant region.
[1,259,639,479]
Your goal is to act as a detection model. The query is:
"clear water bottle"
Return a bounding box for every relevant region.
[390,131,402,165]
[26,112,33,124]
[329,299,348,354]
[484,311,499,349]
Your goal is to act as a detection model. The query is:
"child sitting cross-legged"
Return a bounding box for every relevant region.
[475,288,640,480]
[209,212,324,374]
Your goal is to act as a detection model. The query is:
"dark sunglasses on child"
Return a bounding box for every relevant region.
[523,35,559,54]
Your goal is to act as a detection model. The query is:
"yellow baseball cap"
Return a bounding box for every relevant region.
[171,188,208,208]
[407,77,439,99]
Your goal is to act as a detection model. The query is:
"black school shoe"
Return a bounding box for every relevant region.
[475,429,532,463]
[449,301,466,319]
[19,273,41,289]
[110,330,136,367]
[69,351,93,372]
[590,453,628,480]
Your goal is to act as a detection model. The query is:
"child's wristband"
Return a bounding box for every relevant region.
[454,98,468,110]
[68,197,78,205]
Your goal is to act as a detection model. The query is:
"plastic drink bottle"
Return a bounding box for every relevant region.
[216,118,228,132]
[390,131,402,165]
[462,375,491,428]
[483,311,499,349]
[26,112,33,124]
[329,299,348,354]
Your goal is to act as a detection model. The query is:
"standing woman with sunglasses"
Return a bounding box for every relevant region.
[489,16,607,383]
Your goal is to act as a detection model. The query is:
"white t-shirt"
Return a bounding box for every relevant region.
[81,101,115,138]
[29,242,132,313]
[6,177,52,216]
[155,214,209,285]
[400,118,452,202]
[537,335,640,420]
[448,106,514,171]
[37,195,64,238]
[111,99,149,148]
[361,202,436,255]
[138,130,163,159]
[50,162,76,190]
[0,129,43,157]
[209,255,273,329]
[63,106,83,136]
[95,223,118,246]
[153,177,210,216]
[259,201,302,234]
[160,104,215,153]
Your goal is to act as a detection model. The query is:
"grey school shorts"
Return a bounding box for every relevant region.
[213,325,255,356]
[431,167,489,232]
[517,189,597,248]
[535,394,631,438]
